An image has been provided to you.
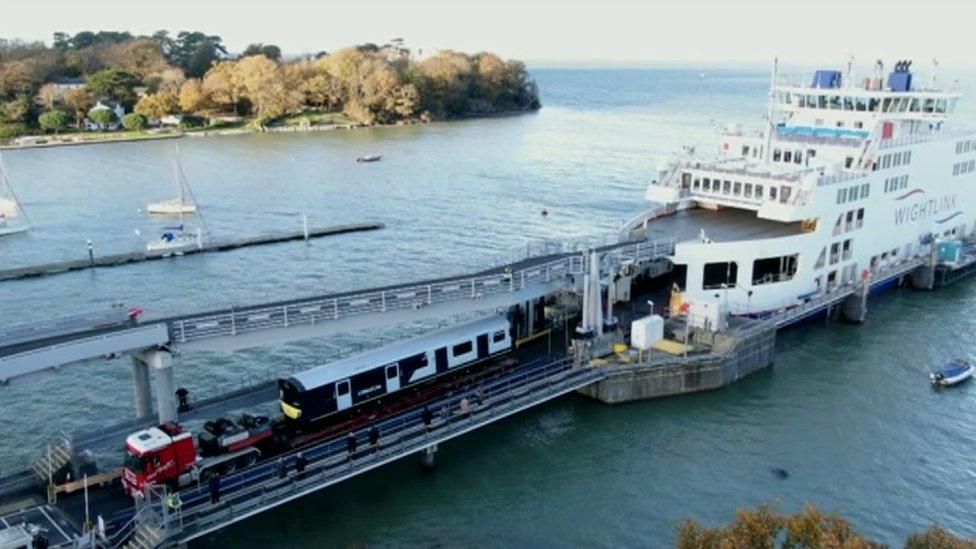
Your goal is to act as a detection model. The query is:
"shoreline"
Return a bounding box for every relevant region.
[0,109,538,151]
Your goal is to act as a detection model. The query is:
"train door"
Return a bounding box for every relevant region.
[335,379,352,410]
[476,334,489,358]
[434,347,448,373]
[385,364,400,392]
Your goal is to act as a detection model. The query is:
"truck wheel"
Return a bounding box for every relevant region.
[238,453,257,469]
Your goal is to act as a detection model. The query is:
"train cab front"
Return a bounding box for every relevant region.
[278,378,304,421]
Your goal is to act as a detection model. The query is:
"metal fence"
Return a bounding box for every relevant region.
[119,356,603,546]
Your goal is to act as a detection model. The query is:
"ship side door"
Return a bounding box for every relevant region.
[335,379,352,411]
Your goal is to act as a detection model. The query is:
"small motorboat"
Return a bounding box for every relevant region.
[356,154,382,163]
[930,359,974,387]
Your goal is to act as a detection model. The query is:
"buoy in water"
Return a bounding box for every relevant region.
[541,208,548,216]
[771,467,790,479]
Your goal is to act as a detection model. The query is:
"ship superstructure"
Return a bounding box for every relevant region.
[624,60,975,315]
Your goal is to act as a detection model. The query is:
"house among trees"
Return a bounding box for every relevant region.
[51,77,86,97]
[85,101,125,131]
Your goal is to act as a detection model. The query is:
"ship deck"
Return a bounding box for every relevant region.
[643,207,804,244]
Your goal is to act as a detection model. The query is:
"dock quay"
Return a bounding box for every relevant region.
[0,221,385,282]
[2,223,976,547]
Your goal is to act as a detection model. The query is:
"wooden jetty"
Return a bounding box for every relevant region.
[0,221,384,282]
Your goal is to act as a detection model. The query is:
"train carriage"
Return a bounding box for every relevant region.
[278,316,512,424]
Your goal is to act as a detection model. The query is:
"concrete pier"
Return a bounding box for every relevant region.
[909,264,935,290]
[578,320,776,404]
[135,349,177,424]
[0,221,385,282]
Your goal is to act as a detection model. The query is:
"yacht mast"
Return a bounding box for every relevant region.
[764,57,778,164]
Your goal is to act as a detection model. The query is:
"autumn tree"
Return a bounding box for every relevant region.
[201,60,243,114]
[34,82,59,110]
[135,91,178,119]
[232,55,300,123]
[87,107,117,128]
[242,43,281,61]
[63,87,94,128]
[178,78,208,113]
[99,39,170,79]
[1,95,31,123]
[905,525,976,549]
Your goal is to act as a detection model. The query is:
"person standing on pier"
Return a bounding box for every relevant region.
[422,406,433,431]
[295,452,307,474]
[346,432,358,459]
[208,475,220,504]
[368,425,380,452]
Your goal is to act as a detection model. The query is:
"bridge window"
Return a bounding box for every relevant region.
[752,254,798,285]
[386,365,398,379]
[783,150,792,163]
[843,96,854,110]
[773,149,782,162]
[693,178,701,190]
[910,98,921,112]
[493,330,507,343]
[452,341,473,356]
[703,261,738,289]
[818,95,827,109]
[830,96,841,109]
[337,382,350,396]
[795,151,803,164]
[856,97,867,111]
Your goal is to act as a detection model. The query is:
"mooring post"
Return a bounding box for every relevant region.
[302,213,309,242]
[86,239,94,267]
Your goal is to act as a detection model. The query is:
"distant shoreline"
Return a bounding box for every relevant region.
[0,109,537,151]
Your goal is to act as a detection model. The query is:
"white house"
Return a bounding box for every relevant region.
[85,101,126,131]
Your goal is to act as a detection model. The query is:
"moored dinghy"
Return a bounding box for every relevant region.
[930,359,974,387]
[0,151,30,236]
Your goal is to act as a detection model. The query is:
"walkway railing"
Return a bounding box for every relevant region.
[117,356,603,546]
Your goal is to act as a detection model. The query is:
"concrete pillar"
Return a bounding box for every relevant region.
[147,350,177,424]
[131,356,152,419]
[420,444,437,470]
[839,288,867,323]
[909,265,935,290]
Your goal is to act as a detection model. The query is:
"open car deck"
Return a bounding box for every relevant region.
[643,207,804,244]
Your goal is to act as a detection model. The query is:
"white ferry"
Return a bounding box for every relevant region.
[623,60,975,318]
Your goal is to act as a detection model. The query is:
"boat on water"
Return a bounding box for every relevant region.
[930,359,974,387]
[0,151,30,236]
[147,146,199,215]
[356,154,382,163]
[146,225,202,254]
[620,59,976,323]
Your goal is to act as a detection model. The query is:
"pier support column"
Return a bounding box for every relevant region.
[839,287,868,323]
[131,356,152,419]
[909,265,935,290]
[145,350,177,424]
[420,444,437,470]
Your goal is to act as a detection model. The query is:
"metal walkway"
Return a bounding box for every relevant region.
[100,357,603,547]
[0,238,674,382]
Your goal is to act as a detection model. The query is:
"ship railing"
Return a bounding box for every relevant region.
[816,170,868,187]
[877,130,960,149]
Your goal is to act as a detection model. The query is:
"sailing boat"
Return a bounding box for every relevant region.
[147,145,198,215]
[0,152,30,236]
[145,207,205,254]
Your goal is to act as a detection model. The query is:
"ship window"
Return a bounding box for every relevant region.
[845,157,854,168]
[702,177,711,190]
[337,381,350,396]
[806,95,816,108]
[723,180,731,194]
[923,99,935,113]
[702,261,738,289]
[860,183,870,199]
[693,178,701,190]
[855,97,867,111]
[744,183,753,198]
[773,149,782,162]
[830,96,841,109]
[386,365,398,379]
[869,98,880,112]
[752,254,798,285]
[937,99,947,113]
[733,181,742,195]
[742,145,750,156]
[830,243,840,265]
[493,330,507,343]
[910,98,920,112]
[755,184,763,198]
[882,97,893,112]
[854,121,863,129]
[452,341,473,356]
[769,186,777,201]
[783,151,792,163]
[798,95,806,108]
[837,188,846,204]
[905,151,912,164]
[843,96,854,110]
[893,153,902,167]
[818,95,827,109]
[795,151,803,164]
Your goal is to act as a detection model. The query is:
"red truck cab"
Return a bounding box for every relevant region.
[122,422,197,496]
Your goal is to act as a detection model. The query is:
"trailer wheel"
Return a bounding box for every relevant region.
[222,460,237,475]
[199,468,217,483]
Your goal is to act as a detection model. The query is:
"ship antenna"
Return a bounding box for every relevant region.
[846,54,855,87]
[764,57,778,165]
[931,58,939,89]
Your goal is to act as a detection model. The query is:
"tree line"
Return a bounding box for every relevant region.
[0,31,541,136]
[677,503,975,548]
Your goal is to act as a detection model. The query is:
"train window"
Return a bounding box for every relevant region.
[386,365,397,379]
[336,381,350,396]
[452,341,473,356]
[492,330,506,343]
